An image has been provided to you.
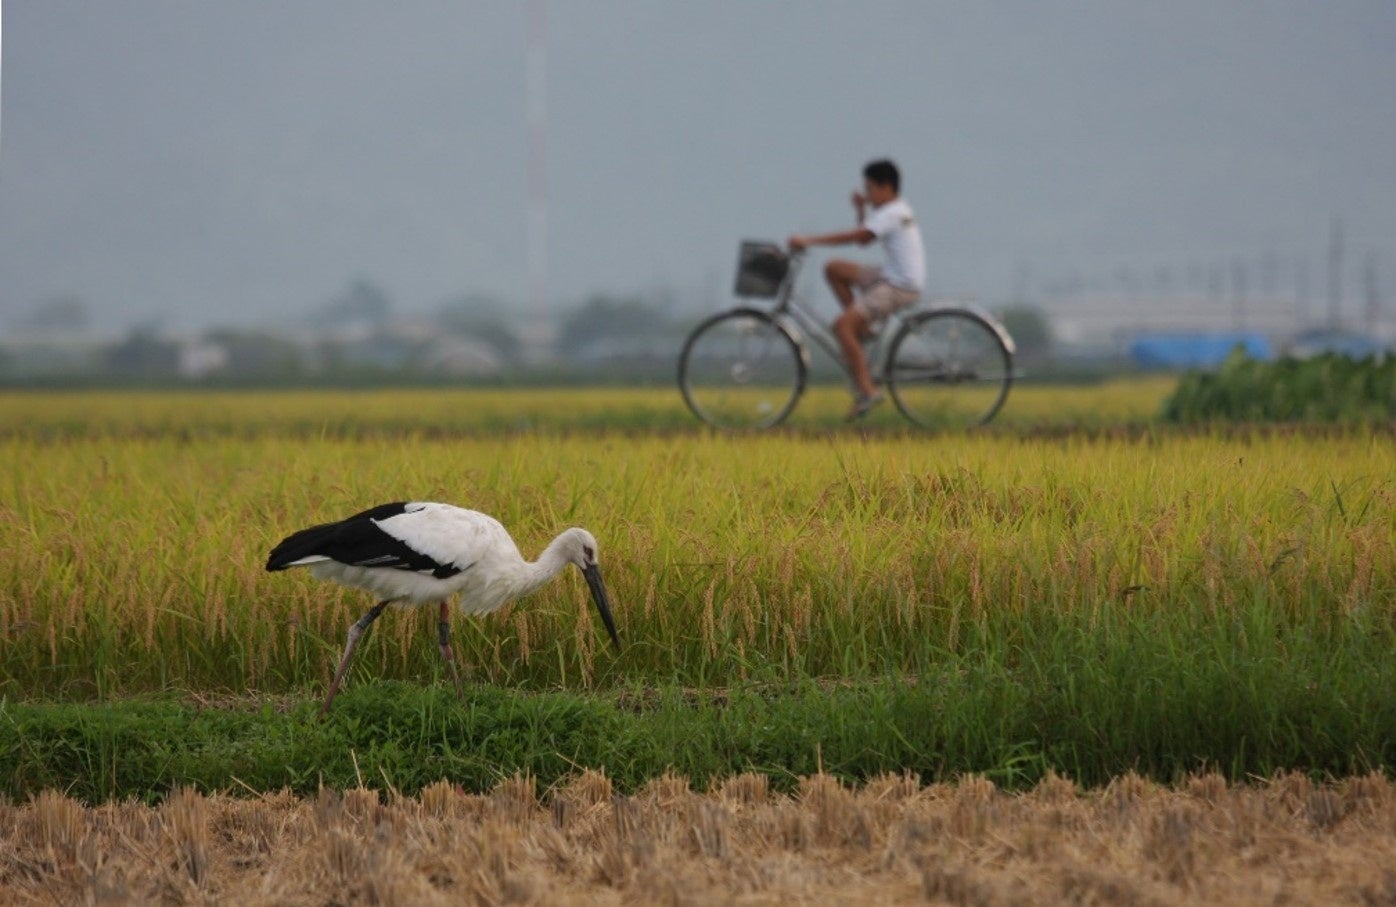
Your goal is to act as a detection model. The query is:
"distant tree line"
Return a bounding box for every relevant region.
[1,279,697,385]
[2,277,1057,385]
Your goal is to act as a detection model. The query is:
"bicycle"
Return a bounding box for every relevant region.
[678,241,1016,429]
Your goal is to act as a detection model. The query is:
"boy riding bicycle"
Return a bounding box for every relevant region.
[788,159,926,421]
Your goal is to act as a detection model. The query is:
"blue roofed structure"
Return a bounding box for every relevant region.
[1128,333,1272,369]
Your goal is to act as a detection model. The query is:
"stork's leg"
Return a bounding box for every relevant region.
[437,600,465,701]
[320,601,389,718]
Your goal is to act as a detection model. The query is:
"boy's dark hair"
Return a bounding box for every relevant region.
[863,159,900,192]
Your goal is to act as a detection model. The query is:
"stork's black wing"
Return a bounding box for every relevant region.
[265,502,463,578]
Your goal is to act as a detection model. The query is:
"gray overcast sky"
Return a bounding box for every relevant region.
[2,1,1394,331]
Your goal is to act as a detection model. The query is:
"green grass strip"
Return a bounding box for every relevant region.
[4,609,1393,803]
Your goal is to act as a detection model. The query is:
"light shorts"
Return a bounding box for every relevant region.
[852,265,920,321]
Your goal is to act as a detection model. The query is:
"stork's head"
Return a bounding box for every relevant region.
[559,527,620,650]
[557,527,601,569]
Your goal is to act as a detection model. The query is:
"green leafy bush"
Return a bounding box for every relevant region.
[1163,349,1395,423]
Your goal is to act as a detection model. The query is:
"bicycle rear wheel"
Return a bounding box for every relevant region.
[886,309,1013,428]
[678,308,806,429]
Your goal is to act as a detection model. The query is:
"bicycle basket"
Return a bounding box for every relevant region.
[734,240,789,298]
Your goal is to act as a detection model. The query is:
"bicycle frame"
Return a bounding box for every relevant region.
[760,251,919,382]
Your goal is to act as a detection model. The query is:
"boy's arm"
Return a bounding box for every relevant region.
[851,190,867,224]
[790,189,876,250]
[788,227,876,251]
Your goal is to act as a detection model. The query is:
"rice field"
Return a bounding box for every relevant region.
[6,770,1396,906]
[0,384,1391,699]
[0,378,1175,439]
[2,382,1393,900]
[0,382,1393,775]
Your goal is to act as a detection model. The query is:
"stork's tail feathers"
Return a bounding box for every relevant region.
[266,523,338,571]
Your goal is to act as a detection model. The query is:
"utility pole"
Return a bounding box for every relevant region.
[527,0,548,334]
[1294,256,1310,330]
[1364,252,1380,335]
[0,0,5,156]
[1231,259,1247,331]
[1327,216,1343,331]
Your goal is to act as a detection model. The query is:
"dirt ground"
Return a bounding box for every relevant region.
[4,770,1396,906]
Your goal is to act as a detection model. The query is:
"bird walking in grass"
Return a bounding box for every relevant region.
[265,502,620,717]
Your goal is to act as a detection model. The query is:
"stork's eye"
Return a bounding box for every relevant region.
[583,545,595,561]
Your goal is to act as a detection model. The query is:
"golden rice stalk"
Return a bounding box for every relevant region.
[30,789,85,863]
[160,785,211,888]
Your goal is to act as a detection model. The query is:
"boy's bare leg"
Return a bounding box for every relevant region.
[825,259,878,341]
[834,308,879,399]
[824,259,860,309]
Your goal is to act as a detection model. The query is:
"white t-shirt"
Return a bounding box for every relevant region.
[862,197,925,292]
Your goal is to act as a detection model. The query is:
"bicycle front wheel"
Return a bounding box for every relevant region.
[678,308,806,429]
[886,309,1013,428]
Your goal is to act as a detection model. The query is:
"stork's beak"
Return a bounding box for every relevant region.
[582,563,621,650]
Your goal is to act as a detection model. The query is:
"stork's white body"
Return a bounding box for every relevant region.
[289,504,568,613]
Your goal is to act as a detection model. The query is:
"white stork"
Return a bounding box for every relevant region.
[265,502,620,716]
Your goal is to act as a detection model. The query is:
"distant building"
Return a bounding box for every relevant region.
[1046,294,1300,351]
[178,340,231,379]
[1042,292,1394,364]
[1284,329,1389,360]
[1128,333,1271,369]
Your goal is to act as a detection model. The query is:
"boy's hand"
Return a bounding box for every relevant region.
[788,235,809,251]
[851,191,866,208]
